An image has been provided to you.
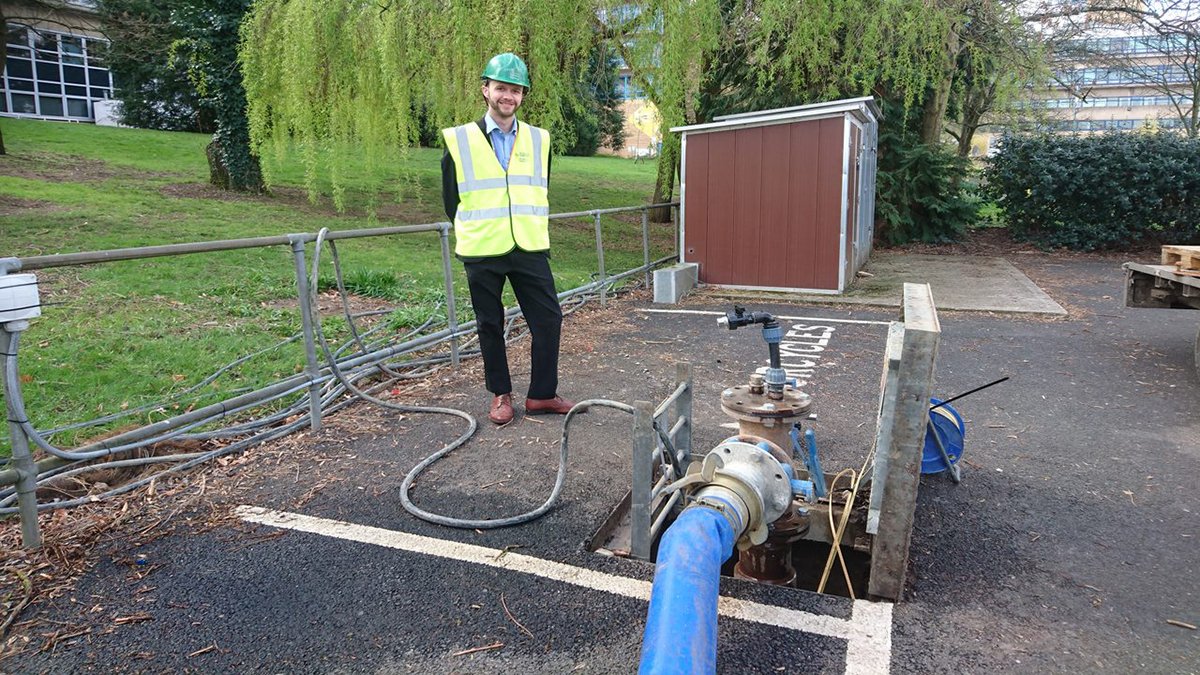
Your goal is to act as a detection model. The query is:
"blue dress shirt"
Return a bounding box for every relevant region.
[484,112,518,171]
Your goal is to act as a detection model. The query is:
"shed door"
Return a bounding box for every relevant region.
[844,122,862,289]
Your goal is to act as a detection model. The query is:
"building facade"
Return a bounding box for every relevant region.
[2,1,115,122]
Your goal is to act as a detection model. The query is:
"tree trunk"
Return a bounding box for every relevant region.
[919,13,964,147]
[206,136,263,192]
[650,138,678,223]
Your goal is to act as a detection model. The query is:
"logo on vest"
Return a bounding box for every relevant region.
[513,150,531,164]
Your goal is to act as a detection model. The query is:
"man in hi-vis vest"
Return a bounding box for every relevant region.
[441,52,576,425]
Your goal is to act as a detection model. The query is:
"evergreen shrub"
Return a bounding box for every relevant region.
[984,132,1200,250]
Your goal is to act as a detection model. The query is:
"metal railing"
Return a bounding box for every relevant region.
[1,202,679,548]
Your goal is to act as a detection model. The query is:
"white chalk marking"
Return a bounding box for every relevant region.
[236,505,893,674]
[635,308,892,326]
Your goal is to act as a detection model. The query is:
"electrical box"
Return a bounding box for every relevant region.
[0,274,41,323]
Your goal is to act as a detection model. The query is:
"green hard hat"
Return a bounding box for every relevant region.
[482,52,531,88]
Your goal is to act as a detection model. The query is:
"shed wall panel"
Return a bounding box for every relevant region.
[758,124,793,288]
[732,127,763,286]
[684,133,711,270]
[706,131,737,284]
[786,122,820,289]
[814,117,844,290]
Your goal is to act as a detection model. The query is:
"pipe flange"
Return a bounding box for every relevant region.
[689,441,793,549]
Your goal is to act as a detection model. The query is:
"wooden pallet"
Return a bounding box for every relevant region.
[1162,245,1200,273]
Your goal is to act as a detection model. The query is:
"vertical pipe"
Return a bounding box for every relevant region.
[638,506,737,675]
[2,325,42,548]
[641,209,651,290]
[674,362,692,470]
[438,225,460,367]
[289,237,322,432]
[594,212,607,308]
[631,400,655,560]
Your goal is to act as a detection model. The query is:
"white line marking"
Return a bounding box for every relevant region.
[236,505,893,673]
[636,308,892,326]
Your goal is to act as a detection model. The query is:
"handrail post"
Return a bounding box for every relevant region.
[594,212,607,308]
[289,235,323,431]
[632,400,655,560]
[2,324,42,549]
[642,209,651,290]
[438,224,460,367]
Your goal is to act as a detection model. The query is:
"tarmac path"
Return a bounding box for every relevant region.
[7,255,1198,674]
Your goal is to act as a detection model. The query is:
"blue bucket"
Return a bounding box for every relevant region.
[921,398,965,474]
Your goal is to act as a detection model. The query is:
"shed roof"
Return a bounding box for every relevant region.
[670,96,880,135]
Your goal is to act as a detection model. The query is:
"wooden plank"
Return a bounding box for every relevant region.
[868,283,941,601]
[867,321,905,535]
[1162,245,1200,272]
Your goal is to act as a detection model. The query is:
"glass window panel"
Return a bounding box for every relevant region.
[63,65,85,85]
[11,93,35,113]
[8,78,34,92]
[61,36,82,54]
[36,61,60,82]
[35,50,57,62]
[0,96,6,112]
[39,95,64,117]
[66,98,89,118]
[40,82,62,95]
[33,33,57,52]
[86,43,107,67]
[6,25,28,47]
[62,54,84,65]
[6,57,32,79]
[89,87,108,99]
[87,68,110,88]
[64,84,86,97]
[7,46,30,58]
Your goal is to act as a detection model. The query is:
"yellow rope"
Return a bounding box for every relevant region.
[816,468,858,598]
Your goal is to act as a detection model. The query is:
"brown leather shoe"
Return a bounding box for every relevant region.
[524,395,576,416]
[488,394,515,425]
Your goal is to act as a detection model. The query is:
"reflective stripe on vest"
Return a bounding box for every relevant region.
[443,122,550,257]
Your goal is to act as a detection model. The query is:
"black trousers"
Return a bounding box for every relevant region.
[463,249,562,399]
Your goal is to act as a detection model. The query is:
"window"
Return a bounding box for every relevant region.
[1,24,114,120]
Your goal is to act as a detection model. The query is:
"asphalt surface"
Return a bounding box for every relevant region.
[6,254,1199,674]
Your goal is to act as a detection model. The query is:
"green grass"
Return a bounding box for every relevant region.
[0,118,670,449]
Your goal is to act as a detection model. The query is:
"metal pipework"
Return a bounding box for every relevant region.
[678,439,794,549]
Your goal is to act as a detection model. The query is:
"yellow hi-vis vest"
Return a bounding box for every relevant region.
[442,121,551,257]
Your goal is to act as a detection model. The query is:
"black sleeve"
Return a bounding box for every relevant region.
[441,150,458,221]
[547,153,552,190]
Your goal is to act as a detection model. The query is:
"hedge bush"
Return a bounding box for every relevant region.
[984,132,1200,250]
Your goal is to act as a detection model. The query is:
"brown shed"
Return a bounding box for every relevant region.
[672,96,881,294]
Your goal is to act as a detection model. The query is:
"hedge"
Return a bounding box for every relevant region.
[984,132,1200,250]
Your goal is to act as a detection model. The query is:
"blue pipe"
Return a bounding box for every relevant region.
[638,505,737,675]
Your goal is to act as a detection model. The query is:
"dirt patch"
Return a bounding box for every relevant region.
[160,182,446,224]
[0,152,172,184]
[0,195,63,216]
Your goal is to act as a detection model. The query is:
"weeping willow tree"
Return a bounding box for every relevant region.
[242,0,975,232]
[241,0,596,209]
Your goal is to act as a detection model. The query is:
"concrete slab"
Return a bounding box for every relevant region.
[703,253,1068,315]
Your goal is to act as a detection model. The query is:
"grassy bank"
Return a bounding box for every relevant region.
[0,118,669,448]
